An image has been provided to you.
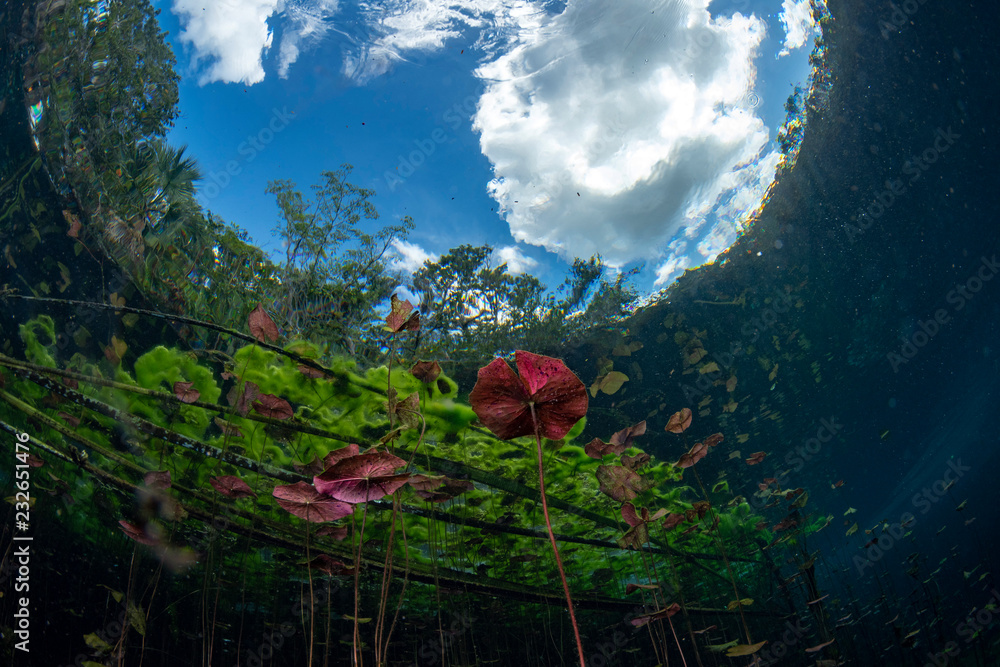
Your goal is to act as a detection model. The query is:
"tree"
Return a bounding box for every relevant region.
[267,166,414,359]
[411,247,637,383]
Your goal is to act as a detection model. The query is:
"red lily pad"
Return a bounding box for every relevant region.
[469,351,588,441]
[248,304,280,343]
[746,451,767,465]
[173,381,200,403]
[210,475,256,498]
[323,444,361,468]
[704,432,724,447]
[385,294,420,332]
[230,381,261,416]
[273,482,354,522]
[617,522,649,550]
[621,452,651,470]
[144,470,171,490]
[119,520,159,546]
[253,393,294,420]
[662,513,686,530]
[596,464,646,502]
[410,360,442,383]
[584,437,622,459]
[664,408,692,433]
[313,450,411,504]
[609,421,646,449]
[675,441,709,468]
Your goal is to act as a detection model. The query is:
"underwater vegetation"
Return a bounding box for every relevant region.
[0,288,864,667]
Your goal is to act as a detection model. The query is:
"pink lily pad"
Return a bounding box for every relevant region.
[253,393,294,420]
[469,351,588,441]
[210,475,256,498]
[272,482,354,522]
[173,381,200,403]
[313,450,411,504]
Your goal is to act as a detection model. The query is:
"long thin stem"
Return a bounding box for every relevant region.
[529,403,586,667]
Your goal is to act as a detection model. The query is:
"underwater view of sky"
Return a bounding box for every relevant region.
[155,0,821,294]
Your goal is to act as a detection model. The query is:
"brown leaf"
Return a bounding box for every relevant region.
[248,304,280,343]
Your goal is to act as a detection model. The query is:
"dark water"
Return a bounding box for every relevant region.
[1,1,999,666]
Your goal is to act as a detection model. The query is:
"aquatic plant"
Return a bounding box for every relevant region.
[469,350,589,667]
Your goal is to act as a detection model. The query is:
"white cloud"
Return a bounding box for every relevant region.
[493,245,537,274]
[278,0,340,77]
[778,0,817,57]
[473,0,773,279]
[387,238,439,273]
[172,0,340,84]
[172,0,280,85]
[343,0,540,83]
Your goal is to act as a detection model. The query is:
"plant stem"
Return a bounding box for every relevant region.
[530,403,586,667]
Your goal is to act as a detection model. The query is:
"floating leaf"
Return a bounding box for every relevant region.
[726,641,768,657]
[746,451,767,465]
[662,513,686,530]
[469,351,588,441]
[617,522,649,550]
[127,601,146,636]
[846,522,859,536]
[625,583,659,595]
[248,304,280,342]
[84,632,112,652]
[313,450,411,504]
[410,360,442,383]
[172,381,200,404]
[590,370,629,396]
[725,376,737,392]
[664,408,692,434]
[596,464,646,502]
[727,598,754,610]
[273,482,354,522]
[805,639,836,652]
[385,294,420,332]
[210,475,256,498]
[252,393,294,420]
[699,361,720,374]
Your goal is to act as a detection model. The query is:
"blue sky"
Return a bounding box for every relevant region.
[154,0,824,296]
